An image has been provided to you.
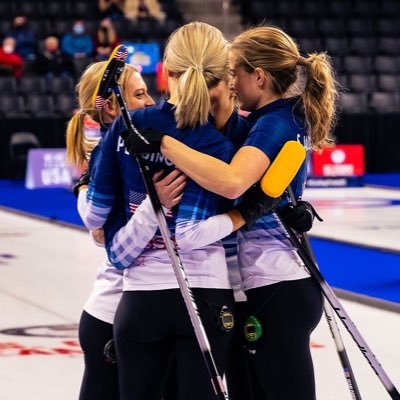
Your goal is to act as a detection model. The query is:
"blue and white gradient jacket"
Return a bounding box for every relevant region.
[238,98,311,290]
[82,99,236,290]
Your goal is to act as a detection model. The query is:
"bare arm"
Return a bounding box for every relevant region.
[161,136,270,199]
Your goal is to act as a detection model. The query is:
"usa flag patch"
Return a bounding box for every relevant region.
[129,191,146,214]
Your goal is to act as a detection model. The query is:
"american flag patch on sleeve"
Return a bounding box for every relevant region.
[129,191,147,214]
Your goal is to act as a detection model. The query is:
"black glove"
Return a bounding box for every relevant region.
[280,200,323,233]
[73,169,90,198]
[234,184,281,229]
[122,127,164,155]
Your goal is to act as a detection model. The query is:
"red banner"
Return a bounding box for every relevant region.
[312,145,365,177]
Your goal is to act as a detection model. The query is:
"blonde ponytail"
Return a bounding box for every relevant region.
[65,61,137,168]
[301,53,338,150]
[164,22,228,129]
[66,112,87,169]
[175,66,210,128]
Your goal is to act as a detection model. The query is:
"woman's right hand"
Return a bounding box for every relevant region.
[153,169,187,209]
[91,228,105,246]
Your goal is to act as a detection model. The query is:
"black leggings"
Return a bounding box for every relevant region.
[78,311,119,400]
[224,301,255,400]
[245,278,323,400]
[113,288,235,400]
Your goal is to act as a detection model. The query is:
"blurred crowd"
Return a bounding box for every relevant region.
[0,0,180,80]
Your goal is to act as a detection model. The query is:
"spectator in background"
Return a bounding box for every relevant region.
[6,16,37,60]
[61,20,94,60]
[124,0,166,23]
[94,18,119,61]
[0,37,23,78]
[35,36,75,78]
[156,61,168,93]
[98,0,125,21]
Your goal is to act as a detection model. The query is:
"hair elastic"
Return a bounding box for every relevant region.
[297,56,309,66]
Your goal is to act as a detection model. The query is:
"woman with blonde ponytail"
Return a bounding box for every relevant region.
[66,61,150,169]
[65,60,179,400]
[129,25,339,399]
[79,22,246,400]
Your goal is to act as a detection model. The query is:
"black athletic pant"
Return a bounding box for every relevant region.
[78,311,119,400]
[245,278,323,400]
[224,301,255,400]
[114,288,235,400]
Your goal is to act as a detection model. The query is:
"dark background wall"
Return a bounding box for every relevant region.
[1,0,400,178]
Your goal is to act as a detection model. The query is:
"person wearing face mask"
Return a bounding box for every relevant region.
[35,36,75,78]
[0,37,23,78]
[61,20,94,60]
[6,16,37,60]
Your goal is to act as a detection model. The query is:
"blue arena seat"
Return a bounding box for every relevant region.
[374,56,400,74]
[376,74,399,92]
[348,74,376,93]
[26,94,56,118]
[0,95,29,119]
[369,92,400,113]
[340,92,369,114]
[343,55,373,74]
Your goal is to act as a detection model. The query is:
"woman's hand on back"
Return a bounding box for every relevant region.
[153,169,187,209]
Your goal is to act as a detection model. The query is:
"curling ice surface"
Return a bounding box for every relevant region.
[0,185,399,399]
